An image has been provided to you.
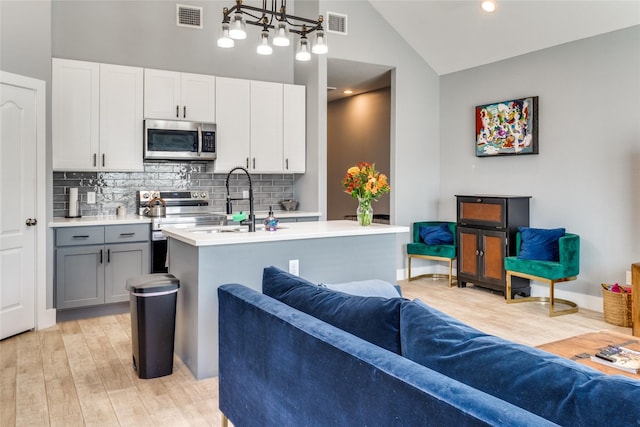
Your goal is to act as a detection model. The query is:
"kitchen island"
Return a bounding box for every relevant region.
[163,220,409,379]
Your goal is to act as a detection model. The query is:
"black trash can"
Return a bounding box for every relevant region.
[126,273,180,379]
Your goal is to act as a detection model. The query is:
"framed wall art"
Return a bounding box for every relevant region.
[475,96,538,157]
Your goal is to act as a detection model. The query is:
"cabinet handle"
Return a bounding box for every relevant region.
[176,105,179,118]
[99,249,103,264]
[93,153,97,167]
[72,235,90,239]
[246,157,249,168]
[252,158,256,169]
[479,250,484,256]
[120,232,135,237]
[286,158,289,170]
[107,249,110,263]
[102,154,105,167]
[183,106,186,118]
[475,250,480,256]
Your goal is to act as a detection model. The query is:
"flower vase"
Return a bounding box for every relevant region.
[356,198,373,226]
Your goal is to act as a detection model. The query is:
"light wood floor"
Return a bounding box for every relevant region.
[1,277,632,426]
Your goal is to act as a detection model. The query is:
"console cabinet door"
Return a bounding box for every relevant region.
[458,227,480,282]
[104,242,149,304]
[457,227,507,289]
[56,245,105,309]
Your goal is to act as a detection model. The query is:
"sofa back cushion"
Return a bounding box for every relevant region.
[262,266,404,354]
[400,299,640,426]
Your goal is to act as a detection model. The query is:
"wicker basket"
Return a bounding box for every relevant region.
[601,283,633,327]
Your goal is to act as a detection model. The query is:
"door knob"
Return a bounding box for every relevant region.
[25,218,37,226]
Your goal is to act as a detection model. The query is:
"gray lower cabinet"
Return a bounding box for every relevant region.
[55,224,150,309]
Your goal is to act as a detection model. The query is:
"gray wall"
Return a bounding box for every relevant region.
[320,0,441,271]
[440,26,640,300]
[52,0,294,83]
[327,87,391,220]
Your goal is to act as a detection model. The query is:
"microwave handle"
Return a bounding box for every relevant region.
[197,125,202,156]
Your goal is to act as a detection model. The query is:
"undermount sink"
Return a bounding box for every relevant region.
[187,224,287,234]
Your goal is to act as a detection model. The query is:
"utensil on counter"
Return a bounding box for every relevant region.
[280,199,298,211]
[144,197,167,217]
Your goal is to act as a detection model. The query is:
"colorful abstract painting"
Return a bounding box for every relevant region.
[475,96,538,157]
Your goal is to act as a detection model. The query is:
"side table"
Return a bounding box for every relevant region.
[537,330,640,379]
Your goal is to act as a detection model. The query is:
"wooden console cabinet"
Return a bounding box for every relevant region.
[456,195,531,297]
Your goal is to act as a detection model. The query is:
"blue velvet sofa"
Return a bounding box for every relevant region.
[218,267,640,426]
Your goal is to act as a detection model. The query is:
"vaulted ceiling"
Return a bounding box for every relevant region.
[328,1,640,101]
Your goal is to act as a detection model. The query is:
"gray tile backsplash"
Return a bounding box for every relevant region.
[53,162,295,217]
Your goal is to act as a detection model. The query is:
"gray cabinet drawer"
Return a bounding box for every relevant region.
[105,224,149,243]
[56,226,104,246]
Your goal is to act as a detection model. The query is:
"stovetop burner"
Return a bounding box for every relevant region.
[136,190,227,229]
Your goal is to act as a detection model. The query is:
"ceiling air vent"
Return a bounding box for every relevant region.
[326,11,347,35]
[177,4,203,29]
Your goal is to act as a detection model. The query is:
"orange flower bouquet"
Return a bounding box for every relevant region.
[342,162,390,225]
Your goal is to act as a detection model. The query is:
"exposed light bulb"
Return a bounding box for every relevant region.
[481,1,496,12]
[311,30,328,54]
[273,21,290,47]
[296,36,311,61]
[229,11,247,39]
[217,23,235,48]
[256,30,273,55]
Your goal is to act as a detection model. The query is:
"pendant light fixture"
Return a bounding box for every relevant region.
[217,0,328,61]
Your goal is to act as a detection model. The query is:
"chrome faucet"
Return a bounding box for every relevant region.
[225,166,256,232]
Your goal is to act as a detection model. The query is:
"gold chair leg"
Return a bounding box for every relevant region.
[408,255,413,281]
[447,258,453,287]
[505,270,578,317]
[222,414,229,427]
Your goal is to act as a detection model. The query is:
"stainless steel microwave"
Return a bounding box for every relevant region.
[144,119,216,161]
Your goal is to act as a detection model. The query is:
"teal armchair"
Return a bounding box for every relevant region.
[504,232,580,317]
[407,221,457,287]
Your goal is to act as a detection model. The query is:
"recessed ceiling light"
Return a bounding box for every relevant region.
[344,90,353,95]
[481,1,496,12]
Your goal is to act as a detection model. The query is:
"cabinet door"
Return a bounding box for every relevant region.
[215,77,251,172]
[181,73,215,122]
[144,68,181,119]
[104,242,149,304]
[283,84,306,173]
[250,80,283,173]
[479,230,507,287]
[457,227,479,282]
[56,246,104,309]
[99,64,144,171]
[52,58,99,170]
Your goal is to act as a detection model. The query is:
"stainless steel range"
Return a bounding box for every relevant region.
[137,190,226,273]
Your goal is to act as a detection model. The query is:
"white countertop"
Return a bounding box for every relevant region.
[49,210,321,228]
[49,215,152,227]
[163,220,409,247]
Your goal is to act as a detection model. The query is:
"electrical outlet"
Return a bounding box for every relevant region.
[626,270,632,286]
[242,190,249,199]
[87,191,96,204]
[289,259,299,276]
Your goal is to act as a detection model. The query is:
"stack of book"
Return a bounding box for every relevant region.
[591,346,640,374]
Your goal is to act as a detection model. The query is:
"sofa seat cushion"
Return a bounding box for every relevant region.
[504,256,571,280]
[262,266,404,354]
[400,299,640,426]
[407,242,456,259]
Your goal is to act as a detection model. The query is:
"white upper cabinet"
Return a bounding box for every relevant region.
[100,64,144,171]
[215,79,306,174]
[52,59,100,170]
[144,69,215,122]
[53,59,143,171]
[283,84,306,173]
[215,77,251,172]
[250,80,283,173]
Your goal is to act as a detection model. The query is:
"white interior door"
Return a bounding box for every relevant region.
[0,76,37,339]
